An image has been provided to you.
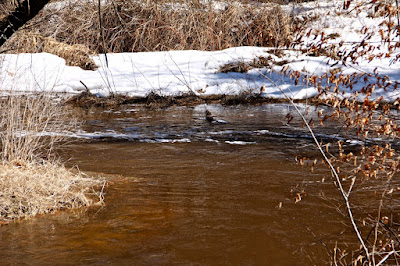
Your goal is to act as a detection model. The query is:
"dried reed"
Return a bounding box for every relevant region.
[0,94,75,162]
[0,160,103,222]
[0,93,103,222]
[2,32,97,70]
[3,0,295,54]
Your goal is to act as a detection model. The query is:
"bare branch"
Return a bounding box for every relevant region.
[258,70,370,260]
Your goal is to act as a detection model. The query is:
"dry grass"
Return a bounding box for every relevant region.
[0,0,20,20]
[0,94,76,162]
[0,93,104,223]
[1,32,97,70]
[218,55,288,73]
[3,0,295,54]
[0,160,103,223]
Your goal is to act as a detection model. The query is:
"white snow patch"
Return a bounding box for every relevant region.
[3,0,400,102]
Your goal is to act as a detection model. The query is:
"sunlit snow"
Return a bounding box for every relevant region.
[1,0,400,101]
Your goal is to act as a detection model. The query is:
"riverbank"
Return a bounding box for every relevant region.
[65,89,308,108]
[1,0,400,103]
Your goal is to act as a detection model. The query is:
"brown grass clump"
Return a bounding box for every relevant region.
[0,160,103,223]
[218,61,254,73]
[1,32,97,70]
[218,55,288,73]
[0,0,20,20]
[0,93,104,223]
[3,32,97,70]
[8,0,295,53]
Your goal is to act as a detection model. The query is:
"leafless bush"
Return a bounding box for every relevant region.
[244,0,400,263]
[282,1,400,264]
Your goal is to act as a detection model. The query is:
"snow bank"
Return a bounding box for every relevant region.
[2,0,400,101]
[0,47,318,99]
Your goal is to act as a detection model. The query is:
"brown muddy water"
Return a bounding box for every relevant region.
[0,104,359,265]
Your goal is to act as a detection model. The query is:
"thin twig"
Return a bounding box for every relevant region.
[396,0,400,42]
[79,80,90,93]
[373,169,397,262]
[99,180,106,203]
[376,250,395,266]
[257,70,370,260]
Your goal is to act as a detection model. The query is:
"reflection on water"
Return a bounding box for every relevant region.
[0,104,353,265]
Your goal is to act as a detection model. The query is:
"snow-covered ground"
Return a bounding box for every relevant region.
[0,47,295,98]
[1,0,400,101]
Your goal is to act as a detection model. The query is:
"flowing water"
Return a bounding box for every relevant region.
[0,104,358,265]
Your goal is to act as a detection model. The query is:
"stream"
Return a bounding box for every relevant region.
[0,103,358,265]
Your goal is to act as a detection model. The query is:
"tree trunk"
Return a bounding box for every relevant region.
[0,0,51,47]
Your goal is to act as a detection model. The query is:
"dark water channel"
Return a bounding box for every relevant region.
[0,104,356,265]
